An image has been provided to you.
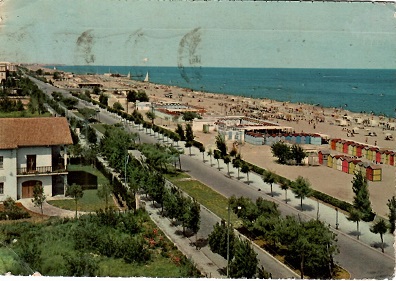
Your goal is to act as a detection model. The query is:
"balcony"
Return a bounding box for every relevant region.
[17,165,67,176]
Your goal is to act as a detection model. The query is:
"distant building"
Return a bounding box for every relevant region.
[0,117,73,200]
[0,62,17,84]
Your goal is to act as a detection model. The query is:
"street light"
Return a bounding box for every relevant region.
[125,154,130,189]
[335,208,339,230]
[227,204,241,278]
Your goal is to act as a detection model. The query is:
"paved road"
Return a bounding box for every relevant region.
[30,77,396,279]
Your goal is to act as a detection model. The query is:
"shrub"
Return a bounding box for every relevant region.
[123,236,151,264]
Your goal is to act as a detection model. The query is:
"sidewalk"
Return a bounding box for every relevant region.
[19,197,89,218]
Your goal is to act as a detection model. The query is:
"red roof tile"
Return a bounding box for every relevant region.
[0,117,73,149]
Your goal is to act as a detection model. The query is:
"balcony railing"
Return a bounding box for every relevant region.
[17,165,67,175]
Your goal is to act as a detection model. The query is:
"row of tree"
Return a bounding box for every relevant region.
[227,196,338,279]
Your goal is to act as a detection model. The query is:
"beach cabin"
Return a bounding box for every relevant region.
[330,139,339,151]
[343,141,351,154]
[318,150,330,166]
[348,159,361,174]
[347,142,354,155]
[366,147,376,161]
[366,165,382,182]
[342,157,350,173]
[290,134,297,144]
[336,156,343,171]
[387,151,395,166]
[310,134,321,145]
[355,144,364,158]
[285,134,292,143]
[327,154,334,168]
[378,150,386,164]
[336,140,343,153]
[332,155,341,170]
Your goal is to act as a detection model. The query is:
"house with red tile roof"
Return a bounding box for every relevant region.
[0,117,73,200]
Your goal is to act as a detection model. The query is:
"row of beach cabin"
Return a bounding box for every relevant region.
[330,139,395,166]
[245,132,322,146]
[318,151,382,181]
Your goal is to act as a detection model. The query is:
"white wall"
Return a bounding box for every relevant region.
[0,149,17,201]
[17,176,53,199]
[17,146,52,169]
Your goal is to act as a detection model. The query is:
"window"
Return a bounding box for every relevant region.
[0,183,3,194]
[0,156,3,169]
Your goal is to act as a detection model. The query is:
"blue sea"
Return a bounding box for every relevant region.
[50,66,396,117]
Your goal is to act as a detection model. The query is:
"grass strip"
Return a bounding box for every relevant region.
[48,189,114,212]
[91,123,107,134]
[167,177,239,225]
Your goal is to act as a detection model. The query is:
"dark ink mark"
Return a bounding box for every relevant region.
[76,29,95,64]
[177,27,202,83]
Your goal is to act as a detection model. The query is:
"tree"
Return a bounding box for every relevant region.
[175,124,185,141]
[347,208,363,240]
[207,148,213,167]
[291,176,312,211]
[126,90,138,103]
[262,170,277,197]
[199,145,205,162]
[370,219,388,253]
[185,123,194,144]
[271,142,291,164]
[215,134,227,157]
[232,158,242,180]
[229,238,258,278]
[99,93,108,106]
[291,144,307,165]
[352,171,373,221]
[66,183,84,218]
[93,86,101,96]
[113,101,124,111]
[97,183,113,209]
[31,183,46,216]
[182,111,199,122]
[208,221,235,260]
[187,198,201,247]
[223,155,231,177]
[214,149,221,170]
[279,178,290,204]
[386,196,396,234]
[185,141,193,156]
[145,111,156,124]
[241,162,251,184]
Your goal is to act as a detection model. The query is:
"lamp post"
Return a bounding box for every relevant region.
[125,154,130,189]
[227,202,231,278]
[227,204,241,278]
[335,208,339,230]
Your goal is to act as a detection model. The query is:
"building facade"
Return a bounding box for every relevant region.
[0,117,73,201]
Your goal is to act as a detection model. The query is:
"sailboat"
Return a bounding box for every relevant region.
[127,71,131,79]
[143,72,149,82]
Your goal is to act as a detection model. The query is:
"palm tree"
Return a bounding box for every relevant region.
[370,219,388,253]
[279,178,290,204]
[263,170,277,197]
[348,208,363,240]
[291,176,312,211]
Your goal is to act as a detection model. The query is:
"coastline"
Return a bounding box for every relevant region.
[31,65,396,217]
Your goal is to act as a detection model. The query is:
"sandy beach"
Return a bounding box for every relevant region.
[37,67,396,217]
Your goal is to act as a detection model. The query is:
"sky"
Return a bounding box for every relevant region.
[0,0,395,69]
